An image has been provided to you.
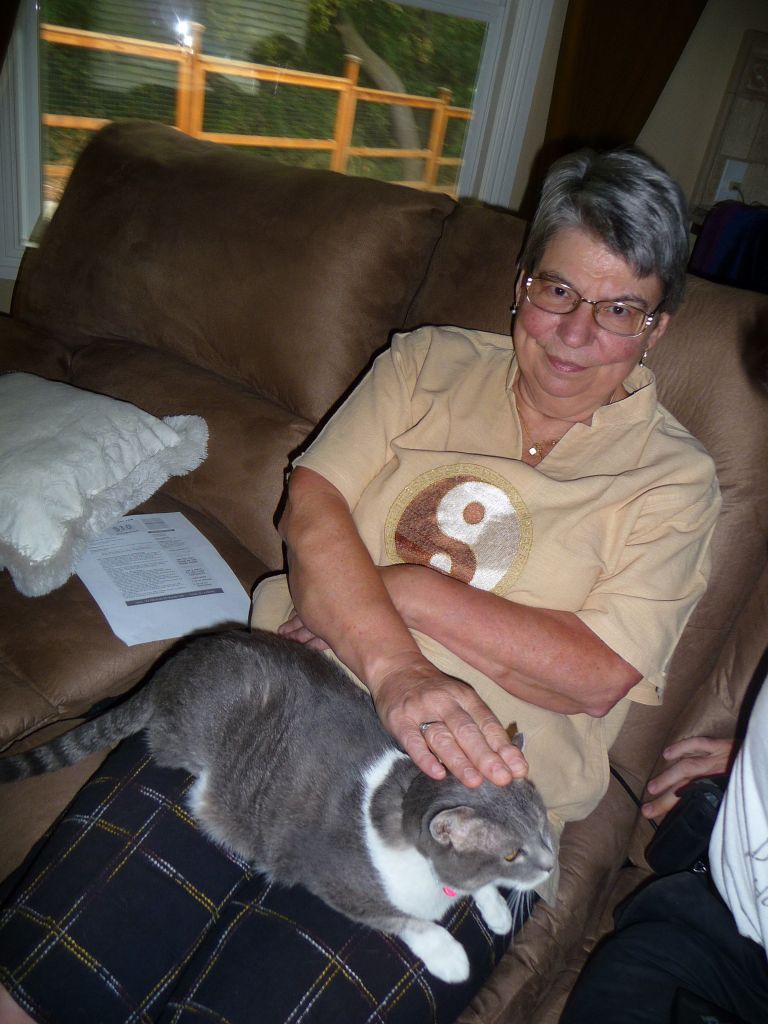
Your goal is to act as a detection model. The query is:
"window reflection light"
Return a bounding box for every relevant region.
[176,19,193,48]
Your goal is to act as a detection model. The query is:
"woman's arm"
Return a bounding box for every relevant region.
[378,563,642,717]
[277,467,527,788]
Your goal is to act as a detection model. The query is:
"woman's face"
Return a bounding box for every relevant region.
[513,226,670,417]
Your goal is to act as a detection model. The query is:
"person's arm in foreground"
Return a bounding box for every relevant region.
[641,736,733,821]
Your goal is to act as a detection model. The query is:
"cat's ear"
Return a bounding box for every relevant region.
[430,807,489,851]
[510,731,525,753]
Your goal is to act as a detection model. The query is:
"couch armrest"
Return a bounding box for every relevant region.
[0,495,268,752]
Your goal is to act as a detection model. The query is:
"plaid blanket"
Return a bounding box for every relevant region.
[0,734,524,1023]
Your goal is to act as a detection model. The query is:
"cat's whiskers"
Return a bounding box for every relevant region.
[506,888,534,933]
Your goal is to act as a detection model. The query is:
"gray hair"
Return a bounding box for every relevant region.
[520,148,689,312]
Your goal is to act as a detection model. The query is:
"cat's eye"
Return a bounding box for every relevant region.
[504,850,519,862]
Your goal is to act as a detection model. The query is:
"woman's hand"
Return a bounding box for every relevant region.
[278,613,329,651]
[278,471,527,788]
[641,736,732,821]
[278,611,527,788]
[371,657,528,788]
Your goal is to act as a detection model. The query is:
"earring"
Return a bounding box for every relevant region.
[511,304,518,316]
[640,349,648,366]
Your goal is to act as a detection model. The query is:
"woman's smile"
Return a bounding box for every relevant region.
[513,226,669,420]
[545,353,588,373]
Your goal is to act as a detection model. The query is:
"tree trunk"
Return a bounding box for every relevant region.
[335,12,423,183]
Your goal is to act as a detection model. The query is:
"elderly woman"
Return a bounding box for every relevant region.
[0,149,719,1023]
[257,145,719,837]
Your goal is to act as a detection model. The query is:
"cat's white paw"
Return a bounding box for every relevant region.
[398,921,470,983]
[473,884,513,935]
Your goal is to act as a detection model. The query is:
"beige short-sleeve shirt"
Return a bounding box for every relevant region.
[252,325,720,834]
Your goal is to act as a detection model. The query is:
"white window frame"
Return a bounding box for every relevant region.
[0,0,41,281]
[0,0,554,283]
[398,0,554,204]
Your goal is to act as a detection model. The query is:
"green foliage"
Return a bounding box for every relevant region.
[250,34,304,68]
[40,0,482,185]
[203,74,337,140]
[40,0,95,28]
[309,0,343,34]
[304,1,484,108]
[244,0,483,155]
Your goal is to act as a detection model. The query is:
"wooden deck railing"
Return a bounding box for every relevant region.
[40,22,471,194]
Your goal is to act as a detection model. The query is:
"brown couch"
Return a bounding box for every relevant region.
[1,120,767,1024]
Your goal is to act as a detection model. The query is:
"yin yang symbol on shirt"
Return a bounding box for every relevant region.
[384,464,532,594]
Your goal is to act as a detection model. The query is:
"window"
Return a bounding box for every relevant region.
[1,0,555,283]
[0,0,41,280]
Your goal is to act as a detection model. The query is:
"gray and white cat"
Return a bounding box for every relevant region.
[0,628,554,983]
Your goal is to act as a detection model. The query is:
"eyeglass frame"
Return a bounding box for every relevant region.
[521,275,663,338]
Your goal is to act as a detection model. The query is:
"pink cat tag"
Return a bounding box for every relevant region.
[442,886,457,898]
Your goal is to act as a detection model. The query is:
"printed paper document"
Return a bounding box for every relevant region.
[76,512,251,645]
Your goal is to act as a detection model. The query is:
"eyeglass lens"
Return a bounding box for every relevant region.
[525,278,649,337]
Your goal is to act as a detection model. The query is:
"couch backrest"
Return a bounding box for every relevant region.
[610,275,768,788]
[404,202,527,334]
[15,121,456,424]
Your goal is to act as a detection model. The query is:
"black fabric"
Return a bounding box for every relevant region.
[0,0,20,74]
[559,872,768,1024]
[0,733,527,1023]
[644,775,726,875]
[688,202,768,295]
[672,988,749,1024]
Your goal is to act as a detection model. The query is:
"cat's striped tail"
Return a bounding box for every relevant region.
[0,687,155,783]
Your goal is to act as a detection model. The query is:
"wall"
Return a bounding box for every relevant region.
[509,0,768,213]
[690,29,768,210]
[637,0,768,203]
[508,0,567,210]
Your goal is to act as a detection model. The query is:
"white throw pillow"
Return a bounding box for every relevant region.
[0,373,208,597]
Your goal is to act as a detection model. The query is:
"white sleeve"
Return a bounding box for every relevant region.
[709,673,768,954]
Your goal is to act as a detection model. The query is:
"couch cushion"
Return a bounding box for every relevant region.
[646,277,768,673]
[15,121,456,424]
[0,494,268,750]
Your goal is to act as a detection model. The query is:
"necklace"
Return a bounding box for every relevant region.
[517,409,562,461]
[515,386,621,463]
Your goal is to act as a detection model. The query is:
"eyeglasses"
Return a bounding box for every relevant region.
[523,276,661,338]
